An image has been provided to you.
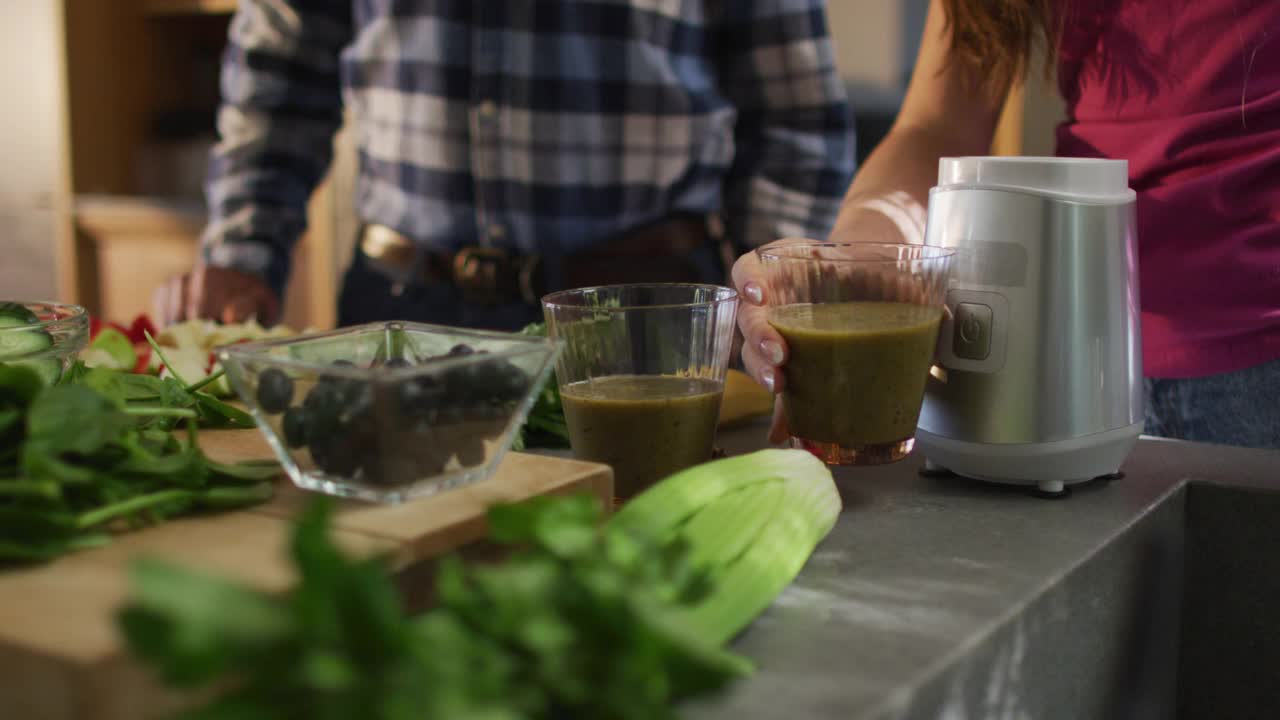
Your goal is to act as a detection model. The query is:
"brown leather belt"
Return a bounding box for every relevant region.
[359,215,715,306]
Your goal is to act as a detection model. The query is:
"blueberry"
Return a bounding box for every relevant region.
[256,368,294,414]
[337,383,374,424]
[481,402,508,421]
[319,428,372,477]
[319,443,360,476]
[448,344,475,357]
[308,440,331,471]
[318,359,357,386]
[304,381,341,414]
[397,378,445,419]
[442,367,475,403]
[303,385,342,442]
[457,440,486,467]
[282,407,308,448]
[468,358,503,386]
[497,363,528,401]
[384,357,412,370]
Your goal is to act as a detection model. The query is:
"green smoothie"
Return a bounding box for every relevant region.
[560,374,723,499]
[769,301,942,447]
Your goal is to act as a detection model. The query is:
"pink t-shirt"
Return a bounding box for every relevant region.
[1055,0,1280,378]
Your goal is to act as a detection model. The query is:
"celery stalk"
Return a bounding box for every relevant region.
[611,449,841,644]
[680,481,784,575]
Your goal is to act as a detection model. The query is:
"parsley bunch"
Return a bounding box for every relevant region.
[121,495,748,720]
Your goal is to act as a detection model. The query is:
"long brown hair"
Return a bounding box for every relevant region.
[940,0,1062,94]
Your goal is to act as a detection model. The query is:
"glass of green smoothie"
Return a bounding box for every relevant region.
[542,284,739,501]
[758,242,954,465]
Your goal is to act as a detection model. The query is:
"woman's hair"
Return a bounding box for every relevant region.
[940,0,1062,94]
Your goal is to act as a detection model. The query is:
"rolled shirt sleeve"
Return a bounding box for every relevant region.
[716,0,857,251]
[201,0,352,296]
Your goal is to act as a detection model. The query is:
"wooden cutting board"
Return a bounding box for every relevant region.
[0,430,613,720]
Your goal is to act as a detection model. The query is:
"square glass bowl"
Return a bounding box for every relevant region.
[218,321,563,503]
[0,301,89,384]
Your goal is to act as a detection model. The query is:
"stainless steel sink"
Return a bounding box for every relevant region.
[1178,483,1280,719]
[691,430,1280,720]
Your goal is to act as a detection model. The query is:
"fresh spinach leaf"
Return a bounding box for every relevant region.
[0,365,279,566]
[193,393,256,430]
[25,384,129,456]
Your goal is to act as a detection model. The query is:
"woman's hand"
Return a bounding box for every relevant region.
[732,225,931,443]
[731,241,799,444]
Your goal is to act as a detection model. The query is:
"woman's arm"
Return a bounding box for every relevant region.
[830,0,1010,244]
[731,0,1011,440]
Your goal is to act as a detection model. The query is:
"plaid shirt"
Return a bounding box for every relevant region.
[203,0,856,293]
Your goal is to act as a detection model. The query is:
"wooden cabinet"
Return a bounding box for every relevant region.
[57,0,339,329]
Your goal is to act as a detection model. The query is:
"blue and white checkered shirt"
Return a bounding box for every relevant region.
[203,0,856,293]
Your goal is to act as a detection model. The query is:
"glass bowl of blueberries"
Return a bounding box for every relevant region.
[217,321,562,503]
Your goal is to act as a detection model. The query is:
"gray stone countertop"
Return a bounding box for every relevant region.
[683,423,1279,719]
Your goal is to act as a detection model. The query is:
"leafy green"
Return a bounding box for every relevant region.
[512,322,570,451]
[0,361,277,565]
[145,332,256,430]
[120,494,750,720]
[84,326,137,370]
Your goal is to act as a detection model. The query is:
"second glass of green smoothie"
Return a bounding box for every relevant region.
[758,242,954,465]
[542,284,739,501]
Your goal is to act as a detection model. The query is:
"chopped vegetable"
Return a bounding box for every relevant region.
[82,327,137,371]
[0,302,61,385]
[118,450,840,718]
[85,314,301,396]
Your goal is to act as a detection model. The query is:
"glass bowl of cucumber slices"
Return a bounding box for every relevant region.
[0,301,89,384]
[218,321,563,503]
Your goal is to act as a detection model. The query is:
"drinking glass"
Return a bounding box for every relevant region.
[542,284,739,500]
[758,242,954,465]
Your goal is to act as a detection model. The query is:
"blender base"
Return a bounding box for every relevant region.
[916,421,1144,496]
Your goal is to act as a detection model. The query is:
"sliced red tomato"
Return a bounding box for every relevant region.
[133,343,153,374]
[125,314,159,344]
[89,316,129,341]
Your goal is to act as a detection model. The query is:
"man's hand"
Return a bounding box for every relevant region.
[154,264,281,327]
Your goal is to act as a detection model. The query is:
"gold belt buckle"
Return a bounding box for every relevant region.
[452,247,511,306]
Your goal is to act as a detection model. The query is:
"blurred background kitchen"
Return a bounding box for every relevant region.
[0,0,1062,331]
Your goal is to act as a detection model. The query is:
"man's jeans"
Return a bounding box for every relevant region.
[1144,358,1280,450]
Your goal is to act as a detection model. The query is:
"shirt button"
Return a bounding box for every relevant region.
[477,100,498,119]
[488,223,507,240]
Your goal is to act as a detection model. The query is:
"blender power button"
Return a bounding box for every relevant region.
[953,302,992,360]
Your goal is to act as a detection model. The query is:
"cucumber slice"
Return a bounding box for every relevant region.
[9,358,62,386]
[0,322,53,360]
[0,304,67,384]
[0,302,39,326]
